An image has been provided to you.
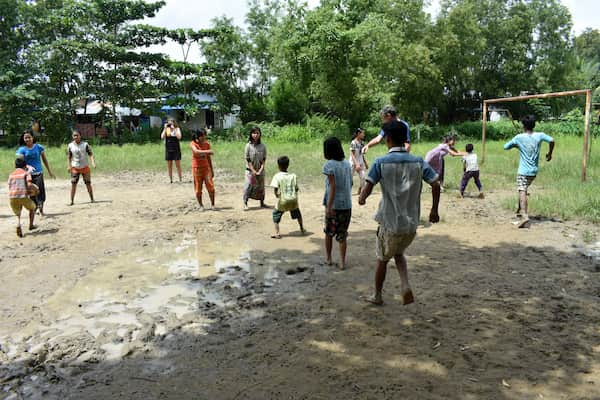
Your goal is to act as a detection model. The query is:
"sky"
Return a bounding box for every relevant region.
[143,0,600,63]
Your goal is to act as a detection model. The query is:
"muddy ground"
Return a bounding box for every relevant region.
[1,170,599,400]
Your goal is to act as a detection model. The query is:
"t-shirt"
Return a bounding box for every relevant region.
[462,153,479,172]
[270,171,299,212]
[68,141,92,168]
[245,142,267,171]
[16,144,45,173]
[349,139,366,168]
[191,141,211,169]
[378,119,411,142]
[8,168,31,199]
[322,159,352,210]
[424,143,451,174]
[503,132,554,176]
[367,147,438,234]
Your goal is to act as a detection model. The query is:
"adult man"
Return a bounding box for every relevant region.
[362,105,411,154]
[503,115,555,228]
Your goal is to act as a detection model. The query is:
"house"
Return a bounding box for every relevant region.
[160,93,238,130]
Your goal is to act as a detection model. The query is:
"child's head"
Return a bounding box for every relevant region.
[382,119,409,147]
[465,143,474,153]
[72,129,82,143]
[522,115,536,131]
[352,128,365,140]
[192,128,207,142]
[277,156,290,171]
[323,137,345,161]
[15,157,26,169]
[443,134,456,146]
[248,126,262,144]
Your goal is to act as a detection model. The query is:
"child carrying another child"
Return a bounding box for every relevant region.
[270,156,305,238]
[359,120,440,305]
[460,143,484,198]
[190,128,215,211]
[8,157,37,237]
[349,128,368,196]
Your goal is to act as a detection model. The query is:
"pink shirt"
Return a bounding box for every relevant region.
[424,143,450,173]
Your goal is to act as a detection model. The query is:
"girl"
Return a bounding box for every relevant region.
[243,126,267,210]
[424,134,465,188]
[190,129,215,211]
[349,128,368,196]
[16,131,55,215]
[160,118,182,183]
[323,137,353,270]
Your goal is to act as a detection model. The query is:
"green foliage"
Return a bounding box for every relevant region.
[267,79,308,124]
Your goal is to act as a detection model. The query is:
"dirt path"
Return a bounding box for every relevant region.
[1,171,599,400]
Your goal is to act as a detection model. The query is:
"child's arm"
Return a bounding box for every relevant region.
[274,188,279,198]
[67,147,72,172]
[363,154,368,170]
[87,144,96,168]
[350,146,360,171]
[358,181,374,205]
[325,174,336,215]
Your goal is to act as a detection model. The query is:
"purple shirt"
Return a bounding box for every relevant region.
[424,143,450,173]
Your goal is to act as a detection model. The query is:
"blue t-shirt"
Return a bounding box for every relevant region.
[16,144,45,173]
[322,159,352,210]
[503,132,553,176]
[378,119,411,142]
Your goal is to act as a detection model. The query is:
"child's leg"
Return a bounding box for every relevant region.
[85,182,94,202]
[70,182,77,205]
[372,260,388,303]
[273,222,280,237]
[28,208,35,230]
[193,170,203,206]
[204,174,215,207]
[338,239,347,269]
[393,254,414,305]
[459,173,469,196]
[297,216,305,233]
[325,235,333,264]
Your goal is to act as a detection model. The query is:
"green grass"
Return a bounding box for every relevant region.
[2,135,599,221]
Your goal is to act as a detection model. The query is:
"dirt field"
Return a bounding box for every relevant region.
[1,170,599,400]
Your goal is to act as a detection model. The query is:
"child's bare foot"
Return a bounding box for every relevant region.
[360,295,383,306]
[29,225,37,231]
[517,216,530,228]
[270,234,282,239]
[325,258,333,266]
[401,288,414,305]
[338,263,346,270]
[16,226,23,238]
[478,192,485,199]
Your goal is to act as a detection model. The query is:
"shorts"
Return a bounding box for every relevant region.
[324,209,351,242]
[9,197,36,215]
[517,174,535,192]
[71,166,91,184]
[375,227,416,262]
[273,208,302,224]
[193,166,214,195]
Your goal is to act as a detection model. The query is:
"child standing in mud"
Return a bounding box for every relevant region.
[190,129,215,211]
[322,137,353,270]
[269,156,305,238]
[359,120,440,305]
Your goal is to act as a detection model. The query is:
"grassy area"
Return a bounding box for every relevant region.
[1,136,598,221]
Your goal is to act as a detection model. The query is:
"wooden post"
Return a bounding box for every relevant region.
[481,101,487,163]
[582,90,591,182]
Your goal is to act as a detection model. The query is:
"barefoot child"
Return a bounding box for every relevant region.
[67,129,96,205]
[359,120,440,305]
[424,134,464,188]
[349,128,368,196]
[269,156,305,238]
[190,129,215,211]
[8,158,37,237]
[460,143,484,198]
[323,137,353,270]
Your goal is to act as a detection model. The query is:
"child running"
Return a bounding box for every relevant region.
[424,134,464,188]
[190,128,215,211]
[67,129,96,205]
[460,143,484,198]
[8,157,37,237]
[349,128,368,196]
[269,156,305,238]
[322,137,353,270]
[359,120,440,306]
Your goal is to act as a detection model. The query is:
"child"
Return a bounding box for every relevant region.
[349,128,369,196]
[358,120,440,306]
[67,129,96,205]
[504,115,554,228]
[323,137,353,270]
[8,157,37,237]
[269,156,305,238]
[460,143,484,198]
[190,129,215,211]
[424,134,464,187]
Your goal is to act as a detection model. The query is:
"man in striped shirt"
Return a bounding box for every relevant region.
[8,158,37,237]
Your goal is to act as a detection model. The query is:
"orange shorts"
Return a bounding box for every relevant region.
[71,166,91,184]
[193,166,214,195]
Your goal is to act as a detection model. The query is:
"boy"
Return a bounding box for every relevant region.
[349,128,368,196]
[67,129,96,205]
[8,157,37,237]
[269,156,305,238]
[504,115,554,228]
[460,143,484,198]
[358,120,440,306]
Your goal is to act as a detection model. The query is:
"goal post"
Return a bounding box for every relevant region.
[481,89,593,182]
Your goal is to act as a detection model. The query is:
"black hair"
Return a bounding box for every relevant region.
[382,120,408,146]
[522,114,536,131]
[18,130,35,146]
[191,128,207,142]
[352,128,364,140]
[323,137,345,161]
[380,105,397,118]
[15,157,26,169]
[465,143,474,153]
[277,155,290,171]
[248,126,262,144]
